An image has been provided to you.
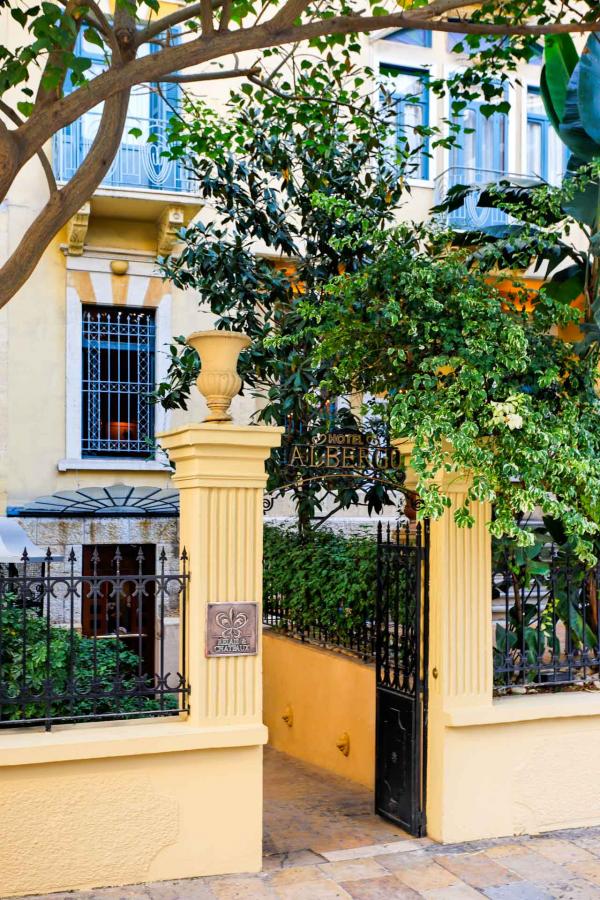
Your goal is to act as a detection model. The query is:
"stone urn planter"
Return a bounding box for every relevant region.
[187,330,251,423]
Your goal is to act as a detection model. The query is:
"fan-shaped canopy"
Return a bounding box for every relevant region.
[20,484,179,517]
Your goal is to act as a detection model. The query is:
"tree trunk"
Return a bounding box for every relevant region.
[0,89,130,308]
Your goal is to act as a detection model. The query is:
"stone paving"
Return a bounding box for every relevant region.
[24,748,600,900]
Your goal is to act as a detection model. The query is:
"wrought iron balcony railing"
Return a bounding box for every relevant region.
[433,166,515,231]
[53,112,197,194]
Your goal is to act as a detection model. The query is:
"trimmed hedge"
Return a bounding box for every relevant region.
[263,525,377,641]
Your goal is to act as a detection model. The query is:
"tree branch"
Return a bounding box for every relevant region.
[409,0,484,19]
[161,65,261,83]
[266,0,313,32]
[7,4,600,211]
[83,0,121,53]
[218,0,232,33]
[0,100,56,194]
[138,0,224,44]
[0,89,130,310]
[26,6,600,150]
[201,0,214,35]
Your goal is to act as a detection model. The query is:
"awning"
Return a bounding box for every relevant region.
[18,484,179,518]
[0,517,62,563]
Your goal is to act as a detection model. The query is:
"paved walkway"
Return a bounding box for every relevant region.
[25,749,600,900]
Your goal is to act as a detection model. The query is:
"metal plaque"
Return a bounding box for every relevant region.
[206,602,258,657]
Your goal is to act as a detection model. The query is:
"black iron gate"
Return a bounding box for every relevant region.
[375,520,429,836]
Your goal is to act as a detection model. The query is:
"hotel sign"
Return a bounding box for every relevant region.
[206,602,258,657]
[283,431,404,475]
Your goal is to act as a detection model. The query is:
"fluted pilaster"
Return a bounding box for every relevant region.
[159,423,283,727]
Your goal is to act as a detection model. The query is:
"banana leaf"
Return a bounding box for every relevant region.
[543,34,579,126]
[563,154,600,227]
[559,65,600,162]
[575,321,600,354]
[543,264,585,304]
[431,183,472,215]
[540,68,561,132]
[454,224,537,245]
[577,34,600,144]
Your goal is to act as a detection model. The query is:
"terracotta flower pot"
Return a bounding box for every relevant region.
[187,330,251,423]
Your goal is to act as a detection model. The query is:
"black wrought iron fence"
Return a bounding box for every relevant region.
[262,522,420,663]
[263,591,377,662]
[0,546,189,730]
[262,525,378,662]
[493,541,600,690]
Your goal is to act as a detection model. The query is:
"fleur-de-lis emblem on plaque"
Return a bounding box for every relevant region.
[215,606,249,639]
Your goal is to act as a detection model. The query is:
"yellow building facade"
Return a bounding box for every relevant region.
[0,12,559,536]
[0,14,590,896]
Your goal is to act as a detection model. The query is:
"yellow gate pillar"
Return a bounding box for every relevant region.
[398,444,493,843]
[160,331,282,869]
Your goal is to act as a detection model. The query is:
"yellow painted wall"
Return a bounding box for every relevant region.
[0,720,265,899]
[263,630,375,788]
[428,694,600,843]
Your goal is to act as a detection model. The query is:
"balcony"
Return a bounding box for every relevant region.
[53,112,196,196]
[433,167,514,231]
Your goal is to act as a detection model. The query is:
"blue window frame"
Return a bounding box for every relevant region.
[384,28,432,47]
[54,31,191,192]
[82,306,156,459]
[450,92,508,176]
[447,91,509,229]
[380,65,430,181]
[526,86,550,180]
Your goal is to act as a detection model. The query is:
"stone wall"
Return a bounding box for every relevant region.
[266,514,405,537]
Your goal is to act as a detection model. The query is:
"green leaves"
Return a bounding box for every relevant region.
[304,218,600,560]
[158,51,408,529]
[577,35,600,144]
[562,155,600,226]
[0,594,166,721]
[559,63,600,162]
[264,525,379,639]
[543,264,585,304]
[540,35,600,163]
[541,34,578,126]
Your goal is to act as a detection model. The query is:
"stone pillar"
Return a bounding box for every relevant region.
[159,423,282,728]
[427,476,493,711]
[398,444,493,841]
[159,331,282,873]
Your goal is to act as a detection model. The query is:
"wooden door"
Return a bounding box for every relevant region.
[81,544,156,675]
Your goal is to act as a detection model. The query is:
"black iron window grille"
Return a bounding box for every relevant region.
[0,546,189,730]
[82,305,156,458]
[493,542,600,690]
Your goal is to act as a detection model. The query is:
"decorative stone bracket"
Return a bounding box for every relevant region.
[157,205,185,257]
[65,202,91,256]
[65,201,197,259]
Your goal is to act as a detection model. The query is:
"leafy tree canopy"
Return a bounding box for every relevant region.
[0,0,598,308]
[157,53,410,530]
[432,32,600,354]
[302,212,600,563]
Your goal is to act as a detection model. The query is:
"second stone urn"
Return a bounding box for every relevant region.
[187,330,251,423]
